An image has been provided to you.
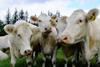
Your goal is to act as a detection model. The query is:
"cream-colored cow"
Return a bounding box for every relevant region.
[0,35,10,60]
[4,20,38,67]
[58,8,99,67]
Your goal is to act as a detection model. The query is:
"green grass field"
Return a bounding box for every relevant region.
[0,48,97,67]
[0,48,65,67]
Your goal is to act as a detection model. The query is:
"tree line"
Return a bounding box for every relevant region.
[6,9,28,24]
[0,9,29,36]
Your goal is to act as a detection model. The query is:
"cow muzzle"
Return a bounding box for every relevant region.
[57,35,73,44]
[24,50,32,56]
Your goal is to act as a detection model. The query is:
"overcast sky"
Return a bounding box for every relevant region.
[0,0,100,21]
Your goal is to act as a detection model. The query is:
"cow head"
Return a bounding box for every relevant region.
[41,16,57,56]
[58,8,99,44]
[4,20,34,56]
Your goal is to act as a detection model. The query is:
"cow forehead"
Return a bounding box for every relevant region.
[17,27,32,35]
[67,9,86,23]
[14,23,32,35]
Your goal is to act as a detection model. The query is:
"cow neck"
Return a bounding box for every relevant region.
[85,23,90,50]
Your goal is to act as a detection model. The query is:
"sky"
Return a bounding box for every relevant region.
[0,0,100,21]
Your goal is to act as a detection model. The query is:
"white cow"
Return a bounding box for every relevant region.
[40,16,57,67]
[4,20,37,67]
[0,50,8,60]
[0,35,10,49]
[30,15,58,67]
[58,8,99,67]
[0,35,10,60]
[56,16,67,37]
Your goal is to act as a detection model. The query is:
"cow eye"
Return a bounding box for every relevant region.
[79,19,82,23]
[39,20,42,22]
[17,34,22,38]
[56,20,58,22]
[77,19,83,24]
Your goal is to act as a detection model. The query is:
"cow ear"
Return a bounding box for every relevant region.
[86,8,99,22]
[61,16,67,22]
[51,15,57,19]
[30,16,38,21]
[31,27,41,34]
[4,24,15,34]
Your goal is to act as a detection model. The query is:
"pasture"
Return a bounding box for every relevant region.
[0,48,97,67]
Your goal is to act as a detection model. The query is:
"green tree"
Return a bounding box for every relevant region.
[0,20,6,36]
[12,9,18,24]
[5,9,11,24]
[19,10,25,20]
[25,11,28,21]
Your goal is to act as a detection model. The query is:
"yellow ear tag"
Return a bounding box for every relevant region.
[89,15,96,21]
[92,15,96,20]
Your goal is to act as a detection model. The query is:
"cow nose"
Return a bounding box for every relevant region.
[57,36,69,44]
[45,28,47,30]
[62,36,71,44]
[63,37,68,40]
[24,50,32,56]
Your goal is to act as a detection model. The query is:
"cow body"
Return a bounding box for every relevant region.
[58,8,100,67]
[30,15,58,67]
[0,35,11,60]
[4,20,36,67]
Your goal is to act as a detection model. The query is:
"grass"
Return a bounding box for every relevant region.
[0,48,97,67]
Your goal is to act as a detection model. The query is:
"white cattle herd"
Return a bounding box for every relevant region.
[0,8,100,67]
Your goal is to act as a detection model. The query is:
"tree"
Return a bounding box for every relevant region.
[12,9,18,24]
[0,20,3,25]
[56,10,60,17]
[5,9,11,24]
[25,11,28,21]
[19,9,25,20]
[0,20,6,36]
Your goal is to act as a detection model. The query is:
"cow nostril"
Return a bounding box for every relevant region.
[45,28,47,30]
[24,50,27,54]
[63,37,68,40]
[24,50,32,56]
[28,50,30,52]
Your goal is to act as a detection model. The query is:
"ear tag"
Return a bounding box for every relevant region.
[89,15,96,21]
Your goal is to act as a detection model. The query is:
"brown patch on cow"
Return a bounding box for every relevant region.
[89,36,95,49]
[41,33,56,47]
[10,64,13,67]
[30,16,38,21]
[63,46,74,57]
[50,19,56,26]
[51,16,57,19]
[63,41,84,58]
[50,16,57,26]
[60,16,67,23]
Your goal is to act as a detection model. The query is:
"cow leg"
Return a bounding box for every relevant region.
[26,55,33,67]
[32,51,37,65]
[52,47,57,67]
[96,48,100,67]
[42,55,46,67]
[64,55,68,67]
[10,47,16,67]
